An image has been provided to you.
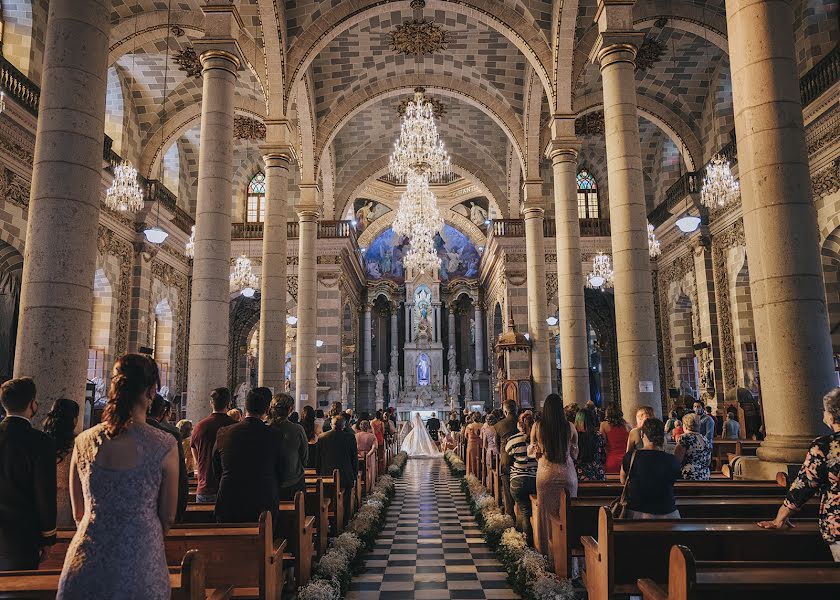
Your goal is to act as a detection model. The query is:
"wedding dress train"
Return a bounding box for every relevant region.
[400,413,442,457]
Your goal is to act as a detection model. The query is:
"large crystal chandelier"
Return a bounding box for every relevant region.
[389,88,451,183]
[648,222,661,258]
[230,254,259,298]
[586,252,614,289]
[700,154,740,209]
[392,175,443,238]
[105,161,144,212]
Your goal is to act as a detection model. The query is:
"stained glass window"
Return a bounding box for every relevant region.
[246,172,266,222]
[576,169,600,219]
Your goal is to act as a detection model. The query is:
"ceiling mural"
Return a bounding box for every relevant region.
[365,224,481,283]
[352,198,391,232]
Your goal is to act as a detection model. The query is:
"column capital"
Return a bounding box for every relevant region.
[546,138,581,163]
[196,48,242,74]
[261,146,295,169]
[589,32,645,68]
[522,179,545,211]
[522,205,545,220]
[297,182,321,218]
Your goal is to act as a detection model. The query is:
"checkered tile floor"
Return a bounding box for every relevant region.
[347,458,519,600]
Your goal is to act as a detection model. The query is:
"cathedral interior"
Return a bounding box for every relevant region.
[0,0,838,476]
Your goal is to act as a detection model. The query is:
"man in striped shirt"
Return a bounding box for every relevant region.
[505,411,537,545]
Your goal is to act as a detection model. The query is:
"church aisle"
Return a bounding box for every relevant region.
[347,458,519,600]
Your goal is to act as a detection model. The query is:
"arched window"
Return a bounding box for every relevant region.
[576,169,600,219]
[246,172,266,222]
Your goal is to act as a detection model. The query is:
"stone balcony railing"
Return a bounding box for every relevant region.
[232,219,358,244]
[489,217,611,239]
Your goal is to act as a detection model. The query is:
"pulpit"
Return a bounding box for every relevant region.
[494,308,533,409]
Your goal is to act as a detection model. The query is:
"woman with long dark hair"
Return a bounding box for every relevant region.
[301,405,316,440]
[574,408,606,481]
[530,393,578,565]
[43,398,80,528]
[600,403,631,474]
[57,354,180,599]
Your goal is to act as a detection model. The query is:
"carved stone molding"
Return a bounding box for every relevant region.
[813,158,840,199]
[635,36,666,72]
[389,19,449,56]
[397,90,445,119]
[546,272,558,302]
[288,274,298,302]
[173,47,202,78]
[711,218,746,391]
[0,167,30,208]
[656,252,698,391]
[227,295,260,391]
[317,255,341,265]
[287,256,299,266]
[504,253,527,264]
[151,259,189,392]
[97,226,134,357]
[234,116,266,140]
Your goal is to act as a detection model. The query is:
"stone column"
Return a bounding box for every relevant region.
[590,1,661,417]
[363,303,373,374]
[257,147,293,392]
[549,138,591,406]
[448,306,457,361]
[390,307,398,357]
[405,302,411,342]
[434,304,441,342]
[523,181,552,405]
[726,0,834,464]
[13,0,111,422]
[474,305,484,372]
[185,45,241,422]
[295,185,319,410]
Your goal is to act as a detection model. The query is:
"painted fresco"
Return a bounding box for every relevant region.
[353,198,390,232]
[365,224,481,283]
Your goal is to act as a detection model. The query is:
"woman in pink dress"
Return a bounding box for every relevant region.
[464,413,483,477]
[600,403,631,474]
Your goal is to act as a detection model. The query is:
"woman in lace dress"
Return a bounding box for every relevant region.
[57,354,180,600]
[530,393,578,564]
[674,413,711,481]
[43,398,80,529]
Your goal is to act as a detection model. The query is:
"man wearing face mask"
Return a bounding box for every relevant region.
[692,401,715,446]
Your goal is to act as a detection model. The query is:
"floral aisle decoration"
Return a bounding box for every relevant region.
[443,450,466,476]
[298,452,407,599]
[444,455,575,600]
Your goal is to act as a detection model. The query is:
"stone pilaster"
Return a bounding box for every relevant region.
[363,303,373,374]
[295,183,320,410]
[258,145,293,392]
[726,0,835,465]
[474,305,484,373]
[14,0,111,423]
[548,135,591,406]
[523,180,552,406]
[590,0,661,417]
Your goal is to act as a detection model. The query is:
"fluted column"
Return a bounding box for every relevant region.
[474,305,484,372]
[590,1,661,417]
[13,0,110,423]
[363,303,373,374]
[726,0,834,463]
[523,181,552,406]
[185,49,240,421]
[549,140,591,406]
[295,184,320,410]
[257,148,293,392]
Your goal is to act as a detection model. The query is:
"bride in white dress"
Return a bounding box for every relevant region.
[400,412,444,457]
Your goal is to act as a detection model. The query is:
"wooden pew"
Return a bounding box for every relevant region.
[44,514,283,599]
[0,550,229,600]
[581,507,832,600]
[540,490,818,578]
[305,470,345,534]
[637,544,840,600]
[305,477,330,558]
[360,447,377,497]
[576,479,785,498]
[277,491,315,587]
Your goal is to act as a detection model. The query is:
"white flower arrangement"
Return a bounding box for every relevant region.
[530,573,576,600]
[500,528,527,555]
[484,511,515,533]
[331,532,363,560]
[297,579,341,600]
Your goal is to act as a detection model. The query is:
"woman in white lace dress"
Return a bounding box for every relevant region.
[57,354,180,600]
[401,413,442,457]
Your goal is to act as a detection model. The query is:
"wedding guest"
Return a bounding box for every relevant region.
[355,420,378,456]
[495,400,519,518]
[175,419,194,476]
[371,410,386,447]
[57,354,178,598]
[693,401,715,445]
[671,416,685,443]
[575,408,606,481]
[447,411,462,433]
[620,418,681,519]
[427,413,442,443]
[626,405,656,452]
[43,398,80,529]
[307,418,324,469]
[464,412,483,476]
[190,387,236,504]
[301,405,316,440]
[531,393,577,566]
[148,395,188,522]
[214,388,291,530]
[317,416,358,515]
[0,378,56,571]
[267,393,308,499]
[722,410,741,440]
[664,410,681,437]
[506,411,537,544]
[481,413,499,476]
[674,413,712,480]
[759,388,840,561]
[600,404,631,474]
[227,407,243,422]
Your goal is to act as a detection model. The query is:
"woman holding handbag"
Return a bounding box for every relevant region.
[619,418,682,520]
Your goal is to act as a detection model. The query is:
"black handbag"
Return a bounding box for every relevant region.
[608,450,637,519]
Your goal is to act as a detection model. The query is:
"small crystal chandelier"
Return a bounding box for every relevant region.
[230,254,259,298]
[586,252,614,289]
[185,225,195,258]
[700,154,740,209]
[105,161,144,212]
[389,88,451,183]
[648,222,661,258]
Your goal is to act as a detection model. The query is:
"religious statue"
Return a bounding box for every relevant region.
[470,318,476,344]
[341,371,349,405]
[234,381,250,408]
[470,201,488,226]
[447,346,456,372]
[355,200,375,230]
[432,372,440,391]
[463,369,474,402]
[449,370,461,398]
[375,370,385,408]
[417,317,431,341]
[388,369,399,401]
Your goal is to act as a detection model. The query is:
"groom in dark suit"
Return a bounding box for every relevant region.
[0,378,57,571]
[426,414,441,443]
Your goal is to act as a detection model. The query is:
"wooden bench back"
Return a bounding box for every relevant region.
[278,491,315,587]
[576,480,784,497]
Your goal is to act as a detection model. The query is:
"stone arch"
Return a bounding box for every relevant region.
[315,79,525,177]
[0,239,23,379]
[669,291,696,397]
[729,248,758,393]
[523,68,545,180]
[822,228,840,355]
[357,211,486,252]
[1,0,48,84]
[152,297,174,391]
[283,0,555,116]
[89,268,114,383]
[553,0,581,113]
